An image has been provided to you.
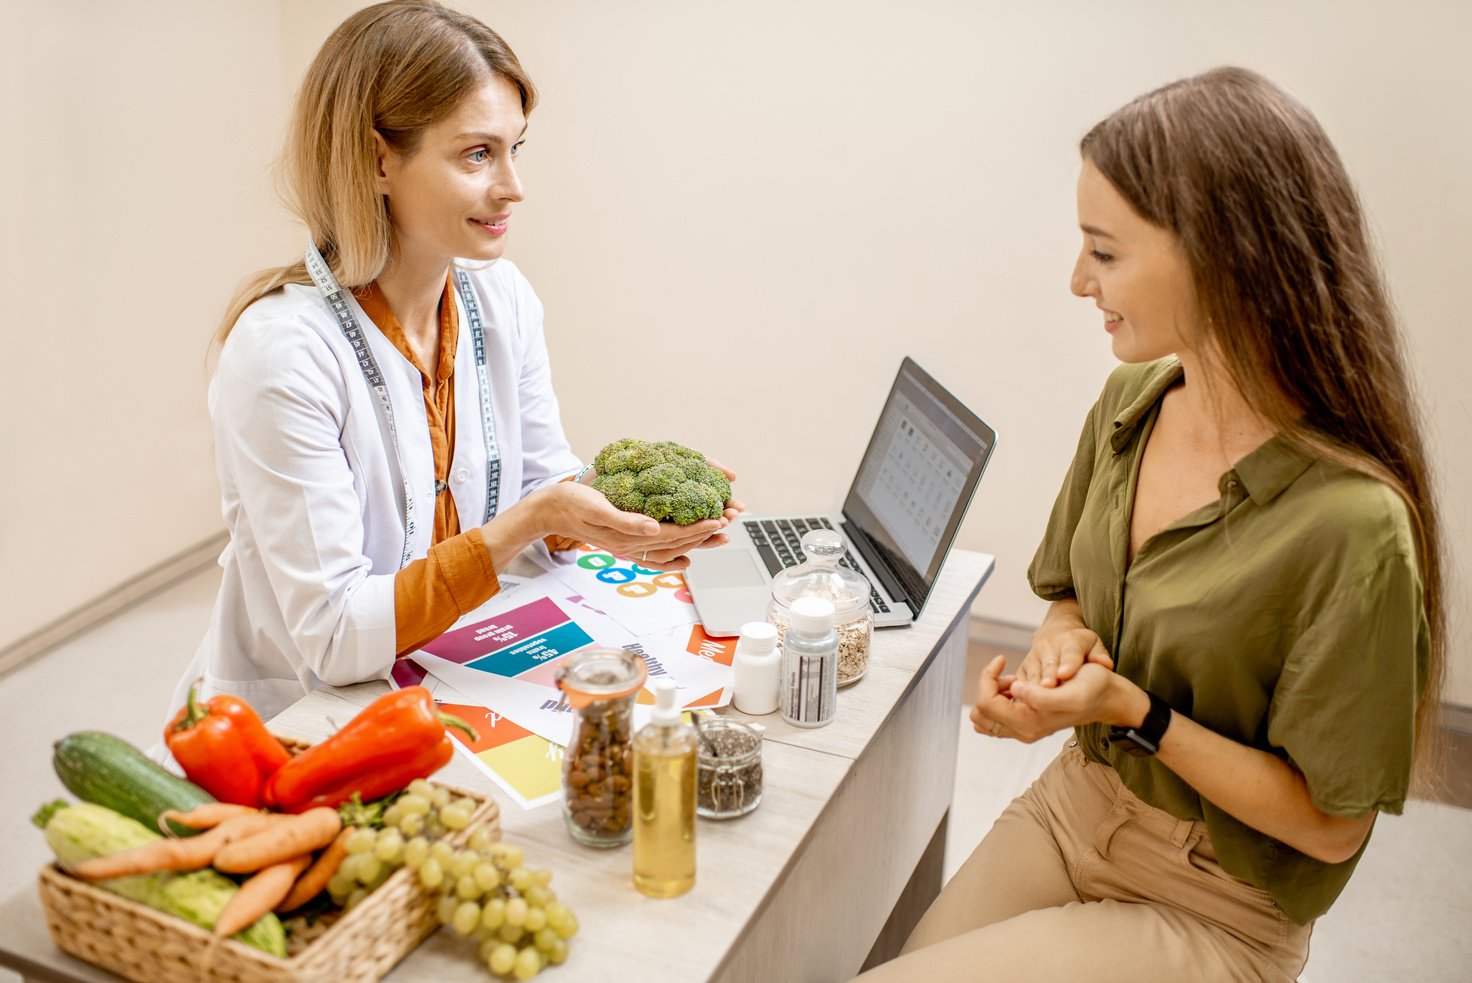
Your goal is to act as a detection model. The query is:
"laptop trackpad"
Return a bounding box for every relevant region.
[689,548,765,588]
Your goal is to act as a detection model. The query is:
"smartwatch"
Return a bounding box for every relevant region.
[1107,691,1173,757]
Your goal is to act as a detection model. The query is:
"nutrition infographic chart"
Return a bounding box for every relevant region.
[394,559,736,810]
[536,545,699,637]
[391,661,564,809]
[419,595,601,687]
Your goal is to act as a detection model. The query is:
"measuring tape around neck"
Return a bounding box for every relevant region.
[304,244,503,570]
[454,269,503,526]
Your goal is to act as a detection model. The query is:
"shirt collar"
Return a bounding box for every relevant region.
[1108,356,1314,504]
[1109,358,1184,453]
[353,275,459,384]
[1228,434,1314,504]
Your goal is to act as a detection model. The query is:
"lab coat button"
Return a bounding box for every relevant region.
[455,467,470,483]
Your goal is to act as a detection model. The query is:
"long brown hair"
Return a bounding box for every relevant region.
[215,0,536,344]
[1082,66,1445,788]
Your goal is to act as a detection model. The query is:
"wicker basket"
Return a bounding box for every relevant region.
[37,751,499,983]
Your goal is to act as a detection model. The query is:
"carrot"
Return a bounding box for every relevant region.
[213,806,342,874]
[276,825,355,913]
[72,813,276,880]
[157,803,259,833]
[214,854,312,939]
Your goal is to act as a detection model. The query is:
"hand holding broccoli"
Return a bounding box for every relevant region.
[591,438,734,526]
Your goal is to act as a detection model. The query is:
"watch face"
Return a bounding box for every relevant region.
[1107,727,1156,757]
[1109,692,1171,757]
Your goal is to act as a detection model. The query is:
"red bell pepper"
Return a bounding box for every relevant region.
[165,681,289,808]
[263,686,477,813]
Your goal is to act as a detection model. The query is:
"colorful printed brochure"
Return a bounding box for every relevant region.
[626,624,739,708]
[389,664,563,810]
[393,567,736,809]
[533,545,701,637]
[419,592,631,685]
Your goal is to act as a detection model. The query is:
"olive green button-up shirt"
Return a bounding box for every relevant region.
[1028,357,1428,924]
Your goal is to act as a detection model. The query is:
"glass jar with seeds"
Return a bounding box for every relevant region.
[767,528,873,685]
[694,717,764,819]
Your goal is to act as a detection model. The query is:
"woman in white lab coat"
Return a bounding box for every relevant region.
[170,0,738,722]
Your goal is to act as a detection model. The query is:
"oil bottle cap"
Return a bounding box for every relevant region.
[651,677,680,725]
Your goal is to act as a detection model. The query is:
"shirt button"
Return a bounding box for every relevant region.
[454,467,470,484]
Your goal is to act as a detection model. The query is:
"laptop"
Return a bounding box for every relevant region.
[684,357,996,636]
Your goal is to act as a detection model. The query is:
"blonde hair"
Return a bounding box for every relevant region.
[216,0,536,343]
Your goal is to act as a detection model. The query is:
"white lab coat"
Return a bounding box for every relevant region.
[168,259,581,723]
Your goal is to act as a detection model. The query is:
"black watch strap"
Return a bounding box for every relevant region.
[1107,691,1173,757]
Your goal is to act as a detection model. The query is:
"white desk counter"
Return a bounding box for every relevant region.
[0,551,993,983]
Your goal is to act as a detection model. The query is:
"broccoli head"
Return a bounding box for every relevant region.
[591,438,731,526]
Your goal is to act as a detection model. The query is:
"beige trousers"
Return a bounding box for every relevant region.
[855,743,1312,982]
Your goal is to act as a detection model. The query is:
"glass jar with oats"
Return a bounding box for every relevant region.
[767,529,873,686]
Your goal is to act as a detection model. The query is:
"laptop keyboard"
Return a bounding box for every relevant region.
[743,517,892,614]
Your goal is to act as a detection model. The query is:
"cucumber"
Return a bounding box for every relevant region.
[53,731,214,837]
[33,800,287,957]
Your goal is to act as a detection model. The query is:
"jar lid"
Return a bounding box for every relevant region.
[554,647,648,709]
[789,595,836,635]
[695,718,763,765]
[770,529,871,617]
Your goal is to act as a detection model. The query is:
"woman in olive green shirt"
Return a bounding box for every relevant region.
[857,68,1442,982]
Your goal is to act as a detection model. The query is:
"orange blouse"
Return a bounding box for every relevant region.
[355,280,584,657]
[355,278,500,656]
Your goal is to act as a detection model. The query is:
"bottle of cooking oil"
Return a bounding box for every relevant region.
[632,678,697,898]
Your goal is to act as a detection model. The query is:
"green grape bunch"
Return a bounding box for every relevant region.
[330,779,579,979]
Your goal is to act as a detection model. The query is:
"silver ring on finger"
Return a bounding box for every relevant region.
[989,721,1002,737]
[641,550,648,561]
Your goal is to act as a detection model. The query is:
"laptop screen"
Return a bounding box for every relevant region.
[842,357,995,612]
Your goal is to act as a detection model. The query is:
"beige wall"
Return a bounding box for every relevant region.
[0,2,296,651]
[8,1,1470,705]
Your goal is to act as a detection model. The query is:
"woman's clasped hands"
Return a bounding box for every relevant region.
[970,616,1131,744]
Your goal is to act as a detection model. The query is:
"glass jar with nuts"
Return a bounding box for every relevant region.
[767,529,873,686]
[554,647,648,847]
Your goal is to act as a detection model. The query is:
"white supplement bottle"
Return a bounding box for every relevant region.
[731,621,781,715]
[780,596,838,728]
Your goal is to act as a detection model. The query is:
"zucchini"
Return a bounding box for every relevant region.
[33,800,287,957]
[53,731,214,836]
